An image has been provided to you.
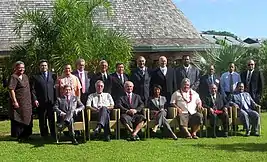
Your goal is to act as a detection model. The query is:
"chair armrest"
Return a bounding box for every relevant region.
[117,108,121,119]
[146,108,151,121]
[168,107,177,118]
[143,108,149,119]
[255,105,261,113]
[232,106,238,119]
[87,109,91,121]
[81,109,85,122]
[54,111,57,122]
[111,109,118,120]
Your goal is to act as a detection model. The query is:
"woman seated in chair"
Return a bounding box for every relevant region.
[147,85,177,140]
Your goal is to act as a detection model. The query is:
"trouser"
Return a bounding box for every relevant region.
[97,107,111,136]
[239,109,260,132]
[153,109,175,135]
[11,119,33,139]
[59,118,75,137]
[209,112,229,133]
[120,113,146,129]
[38,102,55,137]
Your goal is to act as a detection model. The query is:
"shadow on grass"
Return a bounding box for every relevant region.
[192,142,267,152]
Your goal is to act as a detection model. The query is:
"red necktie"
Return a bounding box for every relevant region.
[80,72,85,93]
[128,94,132,104]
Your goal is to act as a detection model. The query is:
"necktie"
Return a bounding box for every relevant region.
[247,71,252,84]
[229,73,234,93]
[43,72,47,80]
[67,96,70,110]
[97,94,102,107]
[103,74,107,81]
[210,75,214,85]
[162,69,165,76]
[128,94,132,104]
[241,93,249,110]
[80,72,85,93]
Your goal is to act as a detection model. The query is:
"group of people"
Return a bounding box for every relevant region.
[8,55,263,145]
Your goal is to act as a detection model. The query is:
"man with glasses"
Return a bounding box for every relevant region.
[240,60,264,104]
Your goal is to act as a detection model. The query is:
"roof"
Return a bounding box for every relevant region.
[0,0,210,52]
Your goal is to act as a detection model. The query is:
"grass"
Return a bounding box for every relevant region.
[0,113,267,162]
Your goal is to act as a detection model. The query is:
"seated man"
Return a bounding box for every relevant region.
[230,82,260,136]
[170,78,203,139]
[86,80,114,141]
[53,85,84,145]
[203,84,229,138]
[116,81,146,141]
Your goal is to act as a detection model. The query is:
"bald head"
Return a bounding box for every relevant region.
[159,56,167,68]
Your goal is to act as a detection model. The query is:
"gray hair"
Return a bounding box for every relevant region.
[99,60,108,66]
[95,80,104,88]
[124,81,134,88]
[14,61,24,67]
[181,78,190,87]
[76,58,85,65]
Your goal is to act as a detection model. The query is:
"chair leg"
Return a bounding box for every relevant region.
[83,130,86,143]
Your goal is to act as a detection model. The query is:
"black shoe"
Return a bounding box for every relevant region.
[72,138,79,145]
[64,120,70,126]
[212,134,217,138]
[223,132,228,137]
[244,131,250,137]
[251,132,260,137]
[127,135,136,141]
[104,135,111,142]
[135,135,140,141]
[94,125,101,136]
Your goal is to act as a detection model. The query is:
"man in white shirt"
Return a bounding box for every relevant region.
[170,78,203,139]
[86,80,114,141]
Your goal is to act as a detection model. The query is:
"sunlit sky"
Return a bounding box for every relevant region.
[173,0,267,38]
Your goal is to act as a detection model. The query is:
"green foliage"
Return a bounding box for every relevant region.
[0,85,9,116]
[8,0,133,76]
[202,30,238,38]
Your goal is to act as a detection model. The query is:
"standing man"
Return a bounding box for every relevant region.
[220,62,241,101]
[116,81,146,141]
[90,60,112,94]
[130,56,151,106]
[199,64,220,100]
[86,80,114,141]
[31,59,56,138]
[240,60,264,104]
[176,55,200,91]
[110,63,129,102]
[150,56,177,103]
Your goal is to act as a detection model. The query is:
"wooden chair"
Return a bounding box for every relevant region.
[54,110,86,143]
[203,107,233,137]
[146,107,177,138]
[117,109,147,139]
[87,108,119,140]
[232,105,261,136]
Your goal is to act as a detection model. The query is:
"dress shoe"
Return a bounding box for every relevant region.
[104,135,111,142]
[127,135,136,141]
[170,132,178,140]
[64,120,70,126]
[56,123,64,131]
[93,125,101,136]
[222,132,228,137]
[135,135,140,141]
[72,138,79,145]
[244,131,250,137]
[192,135,199,139]
[251,132,260,137]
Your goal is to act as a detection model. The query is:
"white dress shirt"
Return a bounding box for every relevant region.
[86,92,114,109]
[160,67,167,76]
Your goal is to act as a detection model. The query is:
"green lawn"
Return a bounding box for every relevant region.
[0,113,267,162]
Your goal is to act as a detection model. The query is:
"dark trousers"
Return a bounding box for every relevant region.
[209,112,229,133]
[11,119,33,139]
[38,102,55,137]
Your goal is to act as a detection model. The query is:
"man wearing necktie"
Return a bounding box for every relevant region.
[220,62,241,101]
[31,60,56,138]
[53,85,84,145]
[240,59,264,104]
[199,65,220,100]
[110,63,129,102]
[130,56,151,106]
[230,82,260,137]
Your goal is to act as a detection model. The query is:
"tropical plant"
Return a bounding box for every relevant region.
[8,0,133,76]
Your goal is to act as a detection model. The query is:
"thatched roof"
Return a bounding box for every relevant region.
[0,0,209,52]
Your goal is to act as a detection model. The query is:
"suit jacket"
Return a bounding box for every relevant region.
[31,71,56,105]
[203,93,227,113]
[176,65,200,91]
[231,92,256,110]
[72,70,91,94]
[240,70,264,103]
[53,95,84,122]
[147,96,167,111]
[150,67,177,102]
[199,74,220,99]
[116,93,144,114]
[90,72,112,94]
[130,67,151,105]
[110,73,129,102]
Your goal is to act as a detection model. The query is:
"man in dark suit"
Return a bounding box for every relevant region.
[150,56,177,103]
[130,56,151,106]
[90,60,112,94]
[53,85,84,145]
[116,81,146,141]
[31,59,56,138]
[110,63,129,102]
[230,82,260,136]
[199,65,220,100]
[240,59,264,104]
[203,84,229,138]
[176,55,200,91]
[72,58,91,138]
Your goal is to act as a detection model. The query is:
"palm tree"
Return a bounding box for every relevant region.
[8,0,133,76]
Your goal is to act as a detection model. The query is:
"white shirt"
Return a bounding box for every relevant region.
[160,67,167,76]
[246,70,254,83]
[183,65,190,73]
[170,89,201,115]
[86,92,114,109]
[101,72,107,80]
